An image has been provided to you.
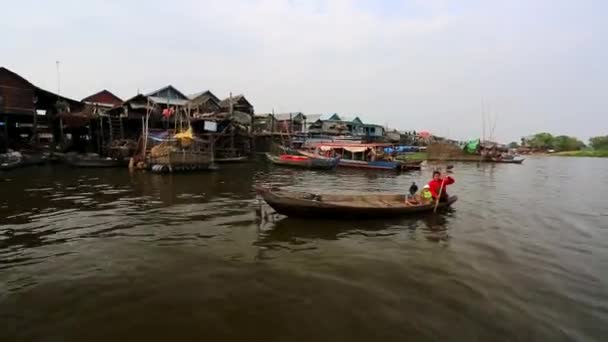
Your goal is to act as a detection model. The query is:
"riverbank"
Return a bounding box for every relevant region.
[552,150,608,158]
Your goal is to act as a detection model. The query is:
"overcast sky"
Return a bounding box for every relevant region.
[2,0,606,142]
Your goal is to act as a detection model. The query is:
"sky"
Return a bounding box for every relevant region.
[2,0,606,142]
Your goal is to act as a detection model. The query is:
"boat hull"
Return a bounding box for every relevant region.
[489,158,524,164]
[298,151,420,171]
[0,154,47,171]
[215,156,249,163]
[258,189,457,219]
[66,158,125,168]
[338,159,422,171]
[266,153,339,170]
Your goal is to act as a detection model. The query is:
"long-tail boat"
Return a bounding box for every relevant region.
[256,187,457,218]
[299,143,422,171]
[265,153,339,170]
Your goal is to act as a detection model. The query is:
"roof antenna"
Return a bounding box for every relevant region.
[55,60,61,96]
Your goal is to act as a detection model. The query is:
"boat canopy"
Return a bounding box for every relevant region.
[342,146,368,153]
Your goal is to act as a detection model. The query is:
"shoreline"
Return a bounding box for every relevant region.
[549,151,608,158]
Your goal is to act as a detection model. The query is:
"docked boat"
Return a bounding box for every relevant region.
[487,156,524,164]
[214,156,249,163]
[0,160,21,171]
[257,187,457,218]
[337,158,422,171]
[0,152,47,171]
[65,154,127,168]
[266,153,339,170]
[299,147,421,171]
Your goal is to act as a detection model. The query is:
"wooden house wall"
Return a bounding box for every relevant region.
[0,68,36,115]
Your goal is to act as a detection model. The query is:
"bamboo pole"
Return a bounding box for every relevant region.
[433,177,446,213]
[142,98,150,161]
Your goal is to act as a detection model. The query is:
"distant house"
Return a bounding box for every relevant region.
[363,124,384,137]
[273,112,306,133]
[145,85,189,108]
[252,112,307,134]
[219,94,254,115]
[188,90,221,115]
[82,90,122,109]
[307,113,383,137]
[82,89,122,116]
[110,85,189,120]
[308,113,353,135]
[253,114,274,134]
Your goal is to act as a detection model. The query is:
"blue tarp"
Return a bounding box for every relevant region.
[383,146,419,153]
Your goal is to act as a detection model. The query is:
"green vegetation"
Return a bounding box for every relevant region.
[397,152,427,161]
[554,150,608,157]
[522,133,608,157]
[522,132,585,152]
[590,135,608,150]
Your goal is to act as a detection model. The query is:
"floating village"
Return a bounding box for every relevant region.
[0,66,524,175]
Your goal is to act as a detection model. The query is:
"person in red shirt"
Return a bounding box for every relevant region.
[427,170,455,202]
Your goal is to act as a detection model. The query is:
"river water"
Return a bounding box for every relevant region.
[1,157,607,341]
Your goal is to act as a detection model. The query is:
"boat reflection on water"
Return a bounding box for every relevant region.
[254,205,455,246]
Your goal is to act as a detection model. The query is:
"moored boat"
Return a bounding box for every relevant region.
[214,156,249,163]
[299,149,421,171]
[257,187,457,218]
[0,160,21,171]
[0,152,47,171]
[65,154,127,168]
[487,157,524,164]
[265,153,339,170]
[337,158,422,171]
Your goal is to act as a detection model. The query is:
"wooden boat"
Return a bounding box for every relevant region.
[300,143,422,171]
[65,156,126,168]
[265,153,339,170]
[338,158,422,171]
[257,187,457,219]
[299,151,421,171]
[487,157,524,164]
[0,160,21,171]
[0,153,47,170]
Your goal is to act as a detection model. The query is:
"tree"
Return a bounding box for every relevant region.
[508,141,519,149]
[529,132,554,150]
[590,135,608,150]
[552,135,585,152]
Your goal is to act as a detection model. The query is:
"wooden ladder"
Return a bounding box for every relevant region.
[108,116,124,141]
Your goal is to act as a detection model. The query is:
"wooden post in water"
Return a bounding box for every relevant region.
[97,118,102,155]
[99,115,104,153]
[31,97,38,145]
[2,116,8,151]
[59,118,64,143]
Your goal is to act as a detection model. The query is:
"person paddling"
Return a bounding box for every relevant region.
[428,170,455,202]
